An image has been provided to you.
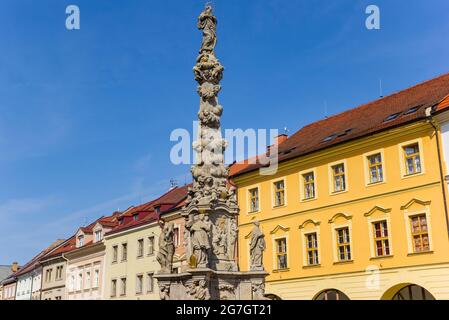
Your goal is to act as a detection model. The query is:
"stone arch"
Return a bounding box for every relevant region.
[313,288,350,300]
[264,293,282,300]
[381,283,435,300]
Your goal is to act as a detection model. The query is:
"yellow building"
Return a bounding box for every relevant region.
[231,73,449,300]
[103,186,187,300]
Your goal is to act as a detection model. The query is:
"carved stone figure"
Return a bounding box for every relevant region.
[218,284,236,300]
[186,213,212,268]
[198,5,217,53]
[229,217,238,260]
[156,221,175,273]
[186,280,211,300]
[212,218,227,257]
[249,221,266,271]
[159,284,170,300]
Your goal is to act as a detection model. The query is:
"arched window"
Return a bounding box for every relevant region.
[314,289,350,300]
[265,293,282,300]
[392,285,435,300]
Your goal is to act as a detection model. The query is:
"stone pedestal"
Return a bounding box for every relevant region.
[154,269,268,300]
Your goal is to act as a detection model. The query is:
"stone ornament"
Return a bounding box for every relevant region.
[185,213,213,268]
[159,284,170,300]
[186,279,211,300]
[249,221,266,271]
[198,4,217,54]
[156,220,175,273]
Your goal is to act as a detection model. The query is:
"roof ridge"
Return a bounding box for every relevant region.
[301,71,449,130]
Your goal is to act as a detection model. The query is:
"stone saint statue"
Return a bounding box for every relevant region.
[186,213,212,268]
[156,220,175,273]
[249,221,266,271]
[198,5,217,53]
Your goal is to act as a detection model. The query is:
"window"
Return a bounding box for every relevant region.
[112,245,118,263]
[136,275,143,294]
[46,269,53,283]
[303,172,315,200]
[120,278,127,296]
[85,271,91,289]
[137,239,144,257]
[249,188,259,212]
[332,164,346,192]
[403,143,421,175]
[373,221,390,256]
[273,180,285,207]
[275,238,288,269]
[148,237,155,255]
[410,214,430,253]
[336,227,351,261]
[367,153,383,184]
[305,233,319,265]
[93,270,99,288]
[384,112,401,122]
[56,266,63,280]
[95,230,102,242]
[121,243,128,261]
[78,235,84,247]
[315,289,350,300]
[77,273,82,291]
[173,227,180,247]
[133,214,138,221]
[70,275,75,291]
[111,279,117,297]
[147,273,154,293]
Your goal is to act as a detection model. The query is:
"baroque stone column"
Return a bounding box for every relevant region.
[183,3,239,272]
[154,5,267,300]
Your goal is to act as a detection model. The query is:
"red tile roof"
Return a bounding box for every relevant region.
[14,240,65,276]
[41,236,77,260]
[106,185,189,236]
[230,72,449,177]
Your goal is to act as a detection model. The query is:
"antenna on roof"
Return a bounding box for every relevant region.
[324,100,328,119]
[379,79,383,98]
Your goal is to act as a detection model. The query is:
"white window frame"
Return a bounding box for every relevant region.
[367,216,393,258]
[271,177,287,208]
[301,227,321,266]
[330,217,353,263]
[299,168,318,202]
[272,235,289,271]
[398,138,425,179]
[328,160,349,195]
[363,149,387,187]
[246,184,261,214]
[403,205,433,254]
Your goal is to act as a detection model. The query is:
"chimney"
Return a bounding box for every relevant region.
[275,134,288,145]
[11,262,19,273]
[267,134,289,153]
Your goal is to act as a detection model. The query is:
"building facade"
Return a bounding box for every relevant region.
[65,215,118,300]
[231,73,449,300]
[104,186,187,300]
[40,237,76,300]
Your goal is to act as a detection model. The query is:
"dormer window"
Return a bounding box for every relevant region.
[118,218,124,225]
[78,235,84,247]
[133,214,139,221]
[155,207,161,214]
[95,230,102,242]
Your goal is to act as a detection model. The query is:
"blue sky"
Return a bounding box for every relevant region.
[0,0,448,264]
